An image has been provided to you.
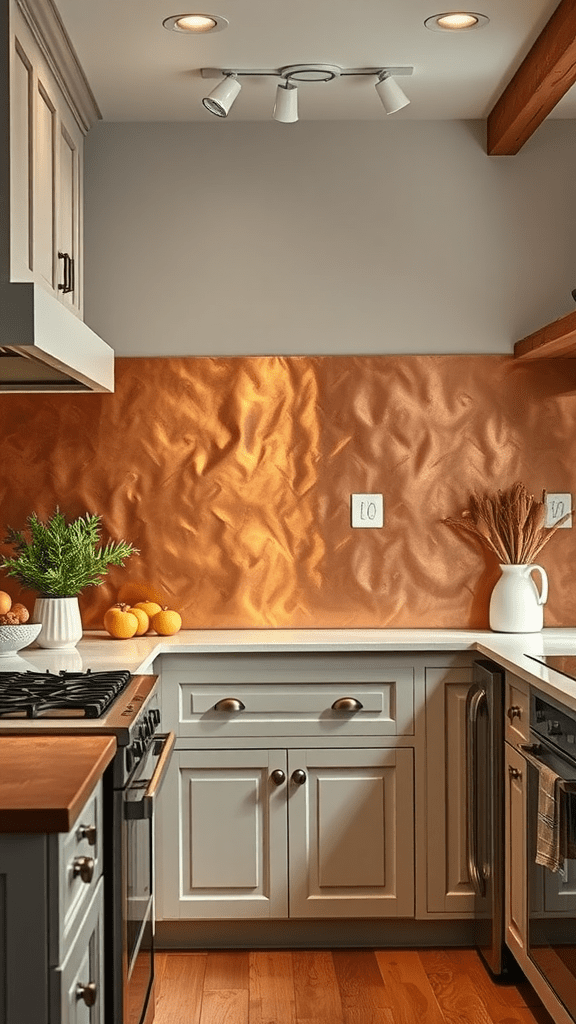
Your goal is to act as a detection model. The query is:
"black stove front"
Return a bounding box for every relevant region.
[0,669,132,718]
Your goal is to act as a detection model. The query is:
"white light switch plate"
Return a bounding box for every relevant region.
[545,493,572,528]
[351,494,384,528]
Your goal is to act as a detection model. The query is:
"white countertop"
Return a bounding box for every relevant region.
[7,626,576,712]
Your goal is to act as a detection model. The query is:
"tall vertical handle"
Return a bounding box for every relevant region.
[466,686,487,898]
[58,251,74,294]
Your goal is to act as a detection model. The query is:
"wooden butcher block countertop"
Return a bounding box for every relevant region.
[0,734,116,833]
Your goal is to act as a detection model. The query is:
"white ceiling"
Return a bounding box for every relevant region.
[53,0,574,123]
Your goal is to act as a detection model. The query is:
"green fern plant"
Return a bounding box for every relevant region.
[1,509,138,597]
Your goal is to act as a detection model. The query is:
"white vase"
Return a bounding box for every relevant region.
[32,596,83,649]
[489,563,548,633]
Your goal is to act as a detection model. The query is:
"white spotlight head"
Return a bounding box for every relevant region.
[273,81,298,123]
[202,74,241,117]
[375,72,410,114]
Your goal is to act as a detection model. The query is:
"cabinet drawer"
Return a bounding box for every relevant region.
[49,780,103,965]
[505,672,530,747]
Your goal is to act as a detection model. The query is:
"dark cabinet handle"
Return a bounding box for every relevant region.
[214,698,245,712]
[58,251,74,294]
[507,705,521,721]
[331,697,363,712]
[270,769,286,785]
[291,769,307,785]
[76,982,97,1007]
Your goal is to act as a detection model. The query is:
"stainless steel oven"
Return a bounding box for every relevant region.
[115,727,175,1024]
[524,689,576,1021]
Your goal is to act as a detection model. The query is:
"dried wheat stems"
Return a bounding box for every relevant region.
[443,482,570,564]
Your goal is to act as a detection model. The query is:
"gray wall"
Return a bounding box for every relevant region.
[83,119,576,357]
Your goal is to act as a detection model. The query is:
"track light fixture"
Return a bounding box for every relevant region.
[202,73,241,117]
[200,65,413,120]
[273,81,298,123]
[374,72,410,114]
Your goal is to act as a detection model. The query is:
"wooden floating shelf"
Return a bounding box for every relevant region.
[514,308,576,359]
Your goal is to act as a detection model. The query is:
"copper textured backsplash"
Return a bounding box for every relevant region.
[0,354,576,629]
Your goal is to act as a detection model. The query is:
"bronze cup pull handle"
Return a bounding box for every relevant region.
[331,697,363,712]
[214,698,245,712]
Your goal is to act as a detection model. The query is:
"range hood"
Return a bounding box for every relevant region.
[0,282,114,393]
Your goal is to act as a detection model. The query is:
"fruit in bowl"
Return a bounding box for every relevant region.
[0,621,41,657]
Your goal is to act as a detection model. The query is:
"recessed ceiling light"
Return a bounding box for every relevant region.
[162,13,229,33]
[424,12,489,31]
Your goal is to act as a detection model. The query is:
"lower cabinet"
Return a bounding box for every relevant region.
[159,746,414,920]
[0,781,105,1024]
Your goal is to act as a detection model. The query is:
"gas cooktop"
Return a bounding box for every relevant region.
[0,669,132,719]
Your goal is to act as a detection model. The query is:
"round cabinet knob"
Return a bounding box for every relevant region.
[72,856,95,884]
[76,982,97,1007]
[508,766,522,779]
[270,769,286,786]
[507,705,521,721]
[77,823,97,846]
[214,698,246,713]
[331,697,363,712]
[291,769,307,785]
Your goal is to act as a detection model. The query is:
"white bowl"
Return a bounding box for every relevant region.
[0,623,42,658]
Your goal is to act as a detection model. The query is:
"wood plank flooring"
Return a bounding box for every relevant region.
[155,948,554,1024]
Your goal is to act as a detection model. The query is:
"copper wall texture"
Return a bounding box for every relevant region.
[0,354,575,629]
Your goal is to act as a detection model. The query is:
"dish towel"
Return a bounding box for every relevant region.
[535,762,564,872]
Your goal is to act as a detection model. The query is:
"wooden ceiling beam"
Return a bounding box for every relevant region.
[487,0,576,156]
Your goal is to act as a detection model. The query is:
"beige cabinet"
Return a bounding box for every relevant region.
[424,664,476,915]
[159,744,414,921]
[10,2,83,314]
[156,651,418,926]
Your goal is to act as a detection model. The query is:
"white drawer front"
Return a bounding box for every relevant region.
[160,653,415,737]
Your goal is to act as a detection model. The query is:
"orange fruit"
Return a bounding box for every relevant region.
[133,601,162,620]
[127,606,150,636]
[103,604,139,639]
[0,592,12,615]
[151,608,182,636]
[117,581,165,607]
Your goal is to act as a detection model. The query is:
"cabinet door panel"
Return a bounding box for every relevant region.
[10,38,33,278]
[34,77,56,289]
[160,749,288,919]
[505,743,527,956]
[288,748,414,918]
[57,110,82,314]
[425,667,475,914]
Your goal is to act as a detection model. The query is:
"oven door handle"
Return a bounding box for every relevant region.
[521,743,576,794]
[466,686,487,897]
[125,731,176,820]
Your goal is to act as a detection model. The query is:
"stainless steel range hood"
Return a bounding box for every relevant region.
[0,282,114,393]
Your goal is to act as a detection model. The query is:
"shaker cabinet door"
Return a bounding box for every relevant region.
[160,749,289,920]
[287,747,414,918]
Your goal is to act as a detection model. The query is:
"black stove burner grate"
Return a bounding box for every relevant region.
[0,669,132,719]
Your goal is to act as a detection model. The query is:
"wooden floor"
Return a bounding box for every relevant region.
[155,948,555,1024]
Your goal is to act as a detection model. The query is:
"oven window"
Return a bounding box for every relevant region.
[528,766,576,1015]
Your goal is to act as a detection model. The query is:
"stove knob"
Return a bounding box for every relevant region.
[132,739,144,761]
[125,747,133,774]
[150,708,161,728]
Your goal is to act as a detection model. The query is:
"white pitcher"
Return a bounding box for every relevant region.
[489,563,548,633]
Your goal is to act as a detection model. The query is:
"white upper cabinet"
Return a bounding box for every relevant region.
[0,0,114,393]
